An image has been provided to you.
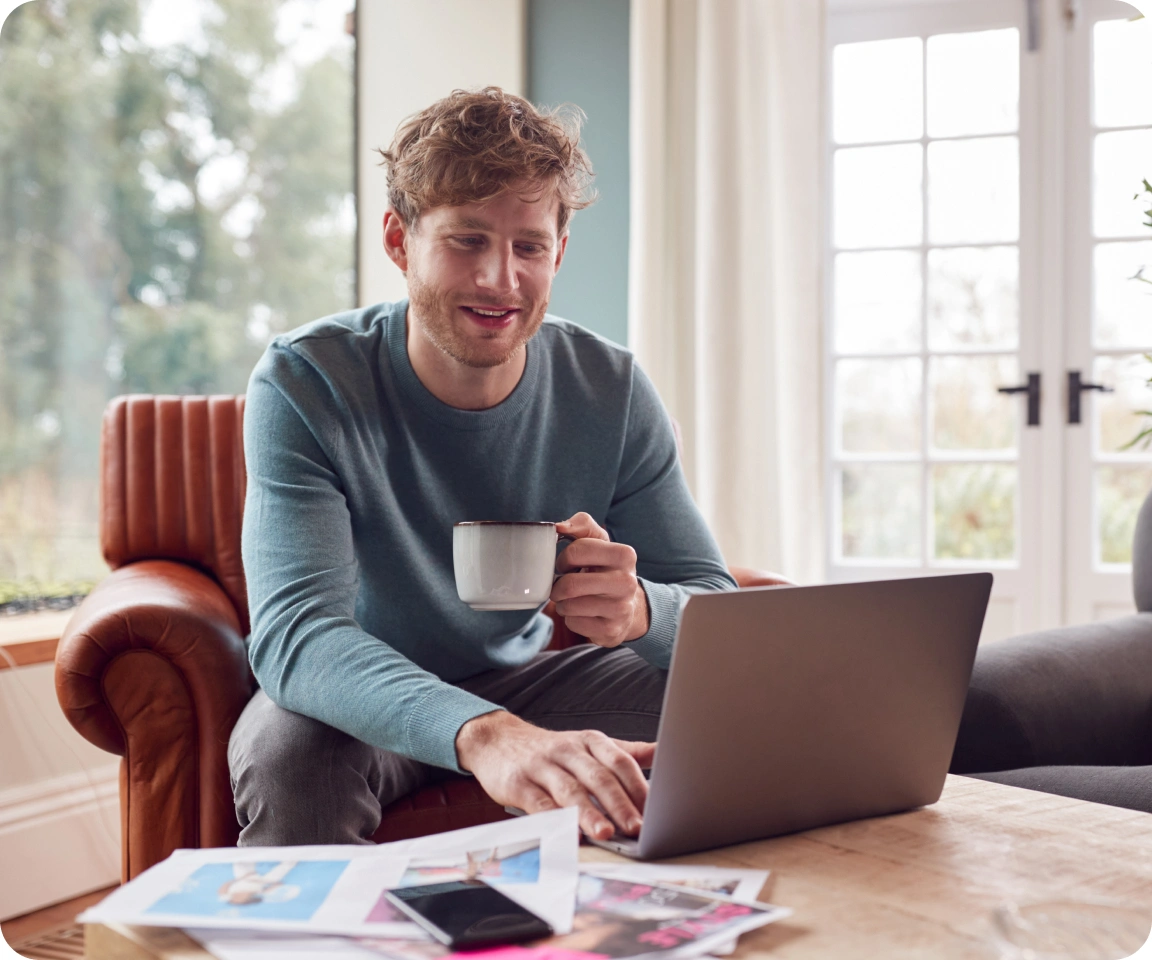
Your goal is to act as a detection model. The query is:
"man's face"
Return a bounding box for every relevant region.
[399,185,567,368]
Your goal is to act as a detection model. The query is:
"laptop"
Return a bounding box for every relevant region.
[595,572,992,860]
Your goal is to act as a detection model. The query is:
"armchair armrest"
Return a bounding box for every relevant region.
[950,614,1152,774]
[55,560,254,879]
[729,566,796,588]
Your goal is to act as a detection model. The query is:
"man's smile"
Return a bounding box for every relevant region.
[460,305,521,329]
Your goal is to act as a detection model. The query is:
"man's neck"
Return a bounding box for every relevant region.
[405,310,526,411]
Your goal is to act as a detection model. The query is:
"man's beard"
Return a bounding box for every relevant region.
[407,268,548,369]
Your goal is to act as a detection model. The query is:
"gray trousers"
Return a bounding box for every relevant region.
[228,644,667,846]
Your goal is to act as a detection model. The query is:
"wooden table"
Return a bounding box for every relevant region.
[85,776,1152,959]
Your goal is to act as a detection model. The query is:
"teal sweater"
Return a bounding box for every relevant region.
[241,300,735,772]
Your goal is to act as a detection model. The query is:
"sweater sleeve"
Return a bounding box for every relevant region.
[241,349,500,772]
[606,363,737,669]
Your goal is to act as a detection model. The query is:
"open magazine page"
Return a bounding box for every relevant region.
[578,865,770,955]
[78,845,414,937]
[83,808,579,939]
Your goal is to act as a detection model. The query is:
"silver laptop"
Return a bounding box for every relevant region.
[596,572,992,860]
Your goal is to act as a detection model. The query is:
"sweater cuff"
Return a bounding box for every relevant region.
[625,579,683,669]
[406,685,504,773]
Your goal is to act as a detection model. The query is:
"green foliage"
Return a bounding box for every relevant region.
[0,0,354,589]
[1124,180,1152,452]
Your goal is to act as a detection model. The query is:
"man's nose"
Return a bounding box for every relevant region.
[475,244,518,294]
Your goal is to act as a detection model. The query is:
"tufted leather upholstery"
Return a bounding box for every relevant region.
[101,395,250,633]
[56,394,787,879]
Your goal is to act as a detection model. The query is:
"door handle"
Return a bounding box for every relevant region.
[1067,370,1113,425]
[997,372,1041,427]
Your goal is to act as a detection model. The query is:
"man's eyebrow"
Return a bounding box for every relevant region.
[446,216,493,231]
[443,216,553,242]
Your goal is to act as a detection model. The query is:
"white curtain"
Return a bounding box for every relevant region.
[629,0,826,582]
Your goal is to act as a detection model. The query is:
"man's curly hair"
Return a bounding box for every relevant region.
[378,87,597,234]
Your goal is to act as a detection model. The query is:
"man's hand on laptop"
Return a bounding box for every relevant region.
[551,513,650,647]
[455,711,654,840]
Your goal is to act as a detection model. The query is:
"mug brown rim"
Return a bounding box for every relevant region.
[454,521,557,527]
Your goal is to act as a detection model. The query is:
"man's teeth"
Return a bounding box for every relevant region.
[471,308,509,317]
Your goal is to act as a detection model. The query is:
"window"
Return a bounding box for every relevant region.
[0,0,356,610]
[827,0,1152,637]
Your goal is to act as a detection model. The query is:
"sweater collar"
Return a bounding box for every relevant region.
[384,299,541,431]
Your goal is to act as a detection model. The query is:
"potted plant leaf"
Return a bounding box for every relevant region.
[1121,179,1152,449]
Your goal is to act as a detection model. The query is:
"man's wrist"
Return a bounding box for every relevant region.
[625,580,652,642]
[455,709,519,772]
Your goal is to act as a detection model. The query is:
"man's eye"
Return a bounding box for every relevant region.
[517,244,544,255]
[455,236,484,247]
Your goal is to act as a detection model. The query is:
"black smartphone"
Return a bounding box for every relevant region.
[383,880,553,949]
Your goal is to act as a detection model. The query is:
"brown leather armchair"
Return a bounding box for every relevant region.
[55,394,784,881]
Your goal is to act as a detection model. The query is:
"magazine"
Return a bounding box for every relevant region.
[578,865,770,954]
[81,807,579,938]
[190,871,789,960]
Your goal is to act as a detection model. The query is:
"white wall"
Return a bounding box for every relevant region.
[356,0,527,307]
[0,662,120,920]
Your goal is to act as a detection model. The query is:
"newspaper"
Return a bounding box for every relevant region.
[80,807,579,938]
[189,869,789,960]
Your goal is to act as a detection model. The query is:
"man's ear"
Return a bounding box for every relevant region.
[382,208,410,273]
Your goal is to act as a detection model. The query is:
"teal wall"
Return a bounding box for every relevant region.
[527,0,630,346]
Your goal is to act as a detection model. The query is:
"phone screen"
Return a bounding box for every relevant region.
[384,880,553,949]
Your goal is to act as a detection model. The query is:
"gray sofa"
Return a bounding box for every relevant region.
[949,492,1152,813]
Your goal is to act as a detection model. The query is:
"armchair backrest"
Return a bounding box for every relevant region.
[1134,488,1152,614]
[101,395,249,630]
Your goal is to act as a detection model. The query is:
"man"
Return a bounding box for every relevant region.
[229,87,735,847]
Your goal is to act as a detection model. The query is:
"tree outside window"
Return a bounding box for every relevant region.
[0,0,356,610]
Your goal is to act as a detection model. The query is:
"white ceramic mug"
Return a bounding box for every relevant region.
[453,521,571,611]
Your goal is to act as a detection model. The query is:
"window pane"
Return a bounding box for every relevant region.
[1097,466,1152,566]
[930,355,1019,452]
[1094,354,1152,454]
[1094,19,1152,129]
[0,0,356,601]
[833,37,923,145]
[932,464,1016,561]
[1093,241,1152,348]
[840,465,921,561]
[928,137,1019,244]
[837,358,922,454]
[834,144,923,249]
[927,29,1019,138]
[835,251,922,354]
[1094,130,1152,238]
[927,246,1019,351]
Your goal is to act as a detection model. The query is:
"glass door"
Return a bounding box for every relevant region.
[826,0,1044,642]
[1063,0,1152,623]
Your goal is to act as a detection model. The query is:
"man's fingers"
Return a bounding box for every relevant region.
[556,512,610,543]
[566,748,644,836]
[555,540,633,575]
[615,738,657,770]
[535,766,614,840]
[586,737,649,815]
[517,783,560,815]
[556,615,621,647]
[551,569,633,602]
[552,592,632,621]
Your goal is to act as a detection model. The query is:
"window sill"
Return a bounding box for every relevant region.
[0,611,75,669]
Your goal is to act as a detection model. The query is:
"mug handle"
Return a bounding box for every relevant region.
[554,534,578,581]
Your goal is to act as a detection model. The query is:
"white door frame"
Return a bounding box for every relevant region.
[825,0,1049,643]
